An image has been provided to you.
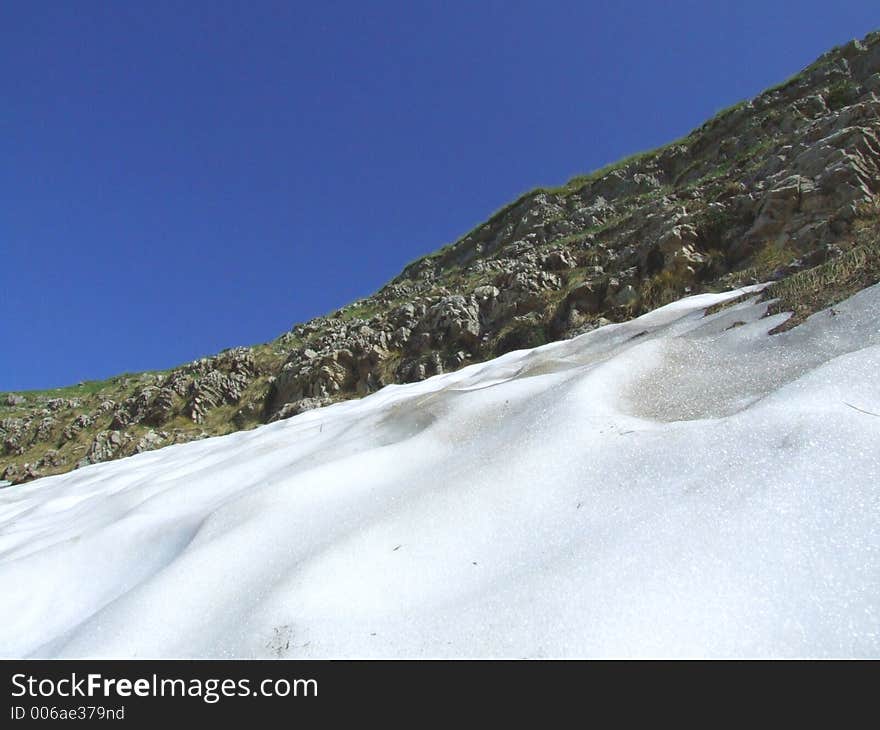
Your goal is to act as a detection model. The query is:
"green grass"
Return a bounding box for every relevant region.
[546,150,663,195]
[764,233,880,332]
[2,374,141,400]
[708,99,748,124]
[640,269,693,312]
[335,299,385,322]
[824,78,859,111]
[547,215,628,249]
[492,317,549,355]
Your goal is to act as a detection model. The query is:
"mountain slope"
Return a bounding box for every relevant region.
[2,284,879,657]
[3,30,880,484]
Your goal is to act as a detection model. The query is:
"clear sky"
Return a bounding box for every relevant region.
[2,1,877,391]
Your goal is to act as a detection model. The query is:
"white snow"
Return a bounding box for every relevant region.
[2,284,879,658]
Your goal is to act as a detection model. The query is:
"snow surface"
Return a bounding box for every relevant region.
[2,285,879,658]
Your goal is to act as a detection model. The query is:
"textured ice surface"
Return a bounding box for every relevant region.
[1,284,879,658]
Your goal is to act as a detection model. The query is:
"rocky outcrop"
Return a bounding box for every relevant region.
[82,431,130,465]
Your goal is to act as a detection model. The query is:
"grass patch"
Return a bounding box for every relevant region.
[640,270,692,312]
[763,234,880,332]
[2,375,136,401]
[824,78,860,111]
[751,242,799,273]
[336,299,384,322]
[492,317,549,355]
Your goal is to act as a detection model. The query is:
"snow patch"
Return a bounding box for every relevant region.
[1,284,879,658]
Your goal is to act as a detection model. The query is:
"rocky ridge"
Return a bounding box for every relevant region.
[3,31,880,484]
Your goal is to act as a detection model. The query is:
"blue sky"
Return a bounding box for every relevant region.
[2,1,877,390]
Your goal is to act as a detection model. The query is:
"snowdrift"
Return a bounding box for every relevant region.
[2,285,879,658]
